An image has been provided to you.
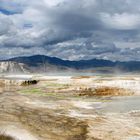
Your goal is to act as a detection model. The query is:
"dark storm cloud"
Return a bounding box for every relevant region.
[0,0,140,61]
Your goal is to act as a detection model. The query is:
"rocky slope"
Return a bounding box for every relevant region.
[0,61,30,73]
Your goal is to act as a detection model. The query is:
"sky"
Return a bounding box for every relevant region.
[0,0,140,61]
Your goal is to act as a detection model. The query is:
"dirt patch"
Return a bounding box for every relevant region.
[0,94,89,140]
[18,108,88,140]
[94,87,134,96]
[71,76,91,79]
[0,134,16,140]
[79,87,134,96]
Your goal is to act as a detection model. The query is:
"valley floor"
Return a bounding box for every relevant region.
[0,74,140,140]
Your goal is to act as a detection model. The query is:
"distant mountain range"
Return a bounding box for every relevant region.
[0,55,140,73]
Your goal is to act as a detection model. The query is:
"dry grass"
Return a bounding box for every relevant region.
[79,87,134,96]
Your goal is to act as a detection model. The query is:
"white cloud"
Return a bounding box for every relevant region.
[100,13,140,30]
[43,0,65,6]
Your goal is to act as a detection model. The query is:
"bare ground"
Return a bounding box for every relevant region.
[0,75,139,140]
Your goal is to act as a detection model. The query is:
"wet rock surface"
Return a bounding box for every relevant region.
[0,93,88,140]
[0,75,140,140]
[0,92,140,140]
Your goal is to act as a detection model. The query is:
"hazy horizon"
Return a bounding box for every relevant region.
[1,54,140,62]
